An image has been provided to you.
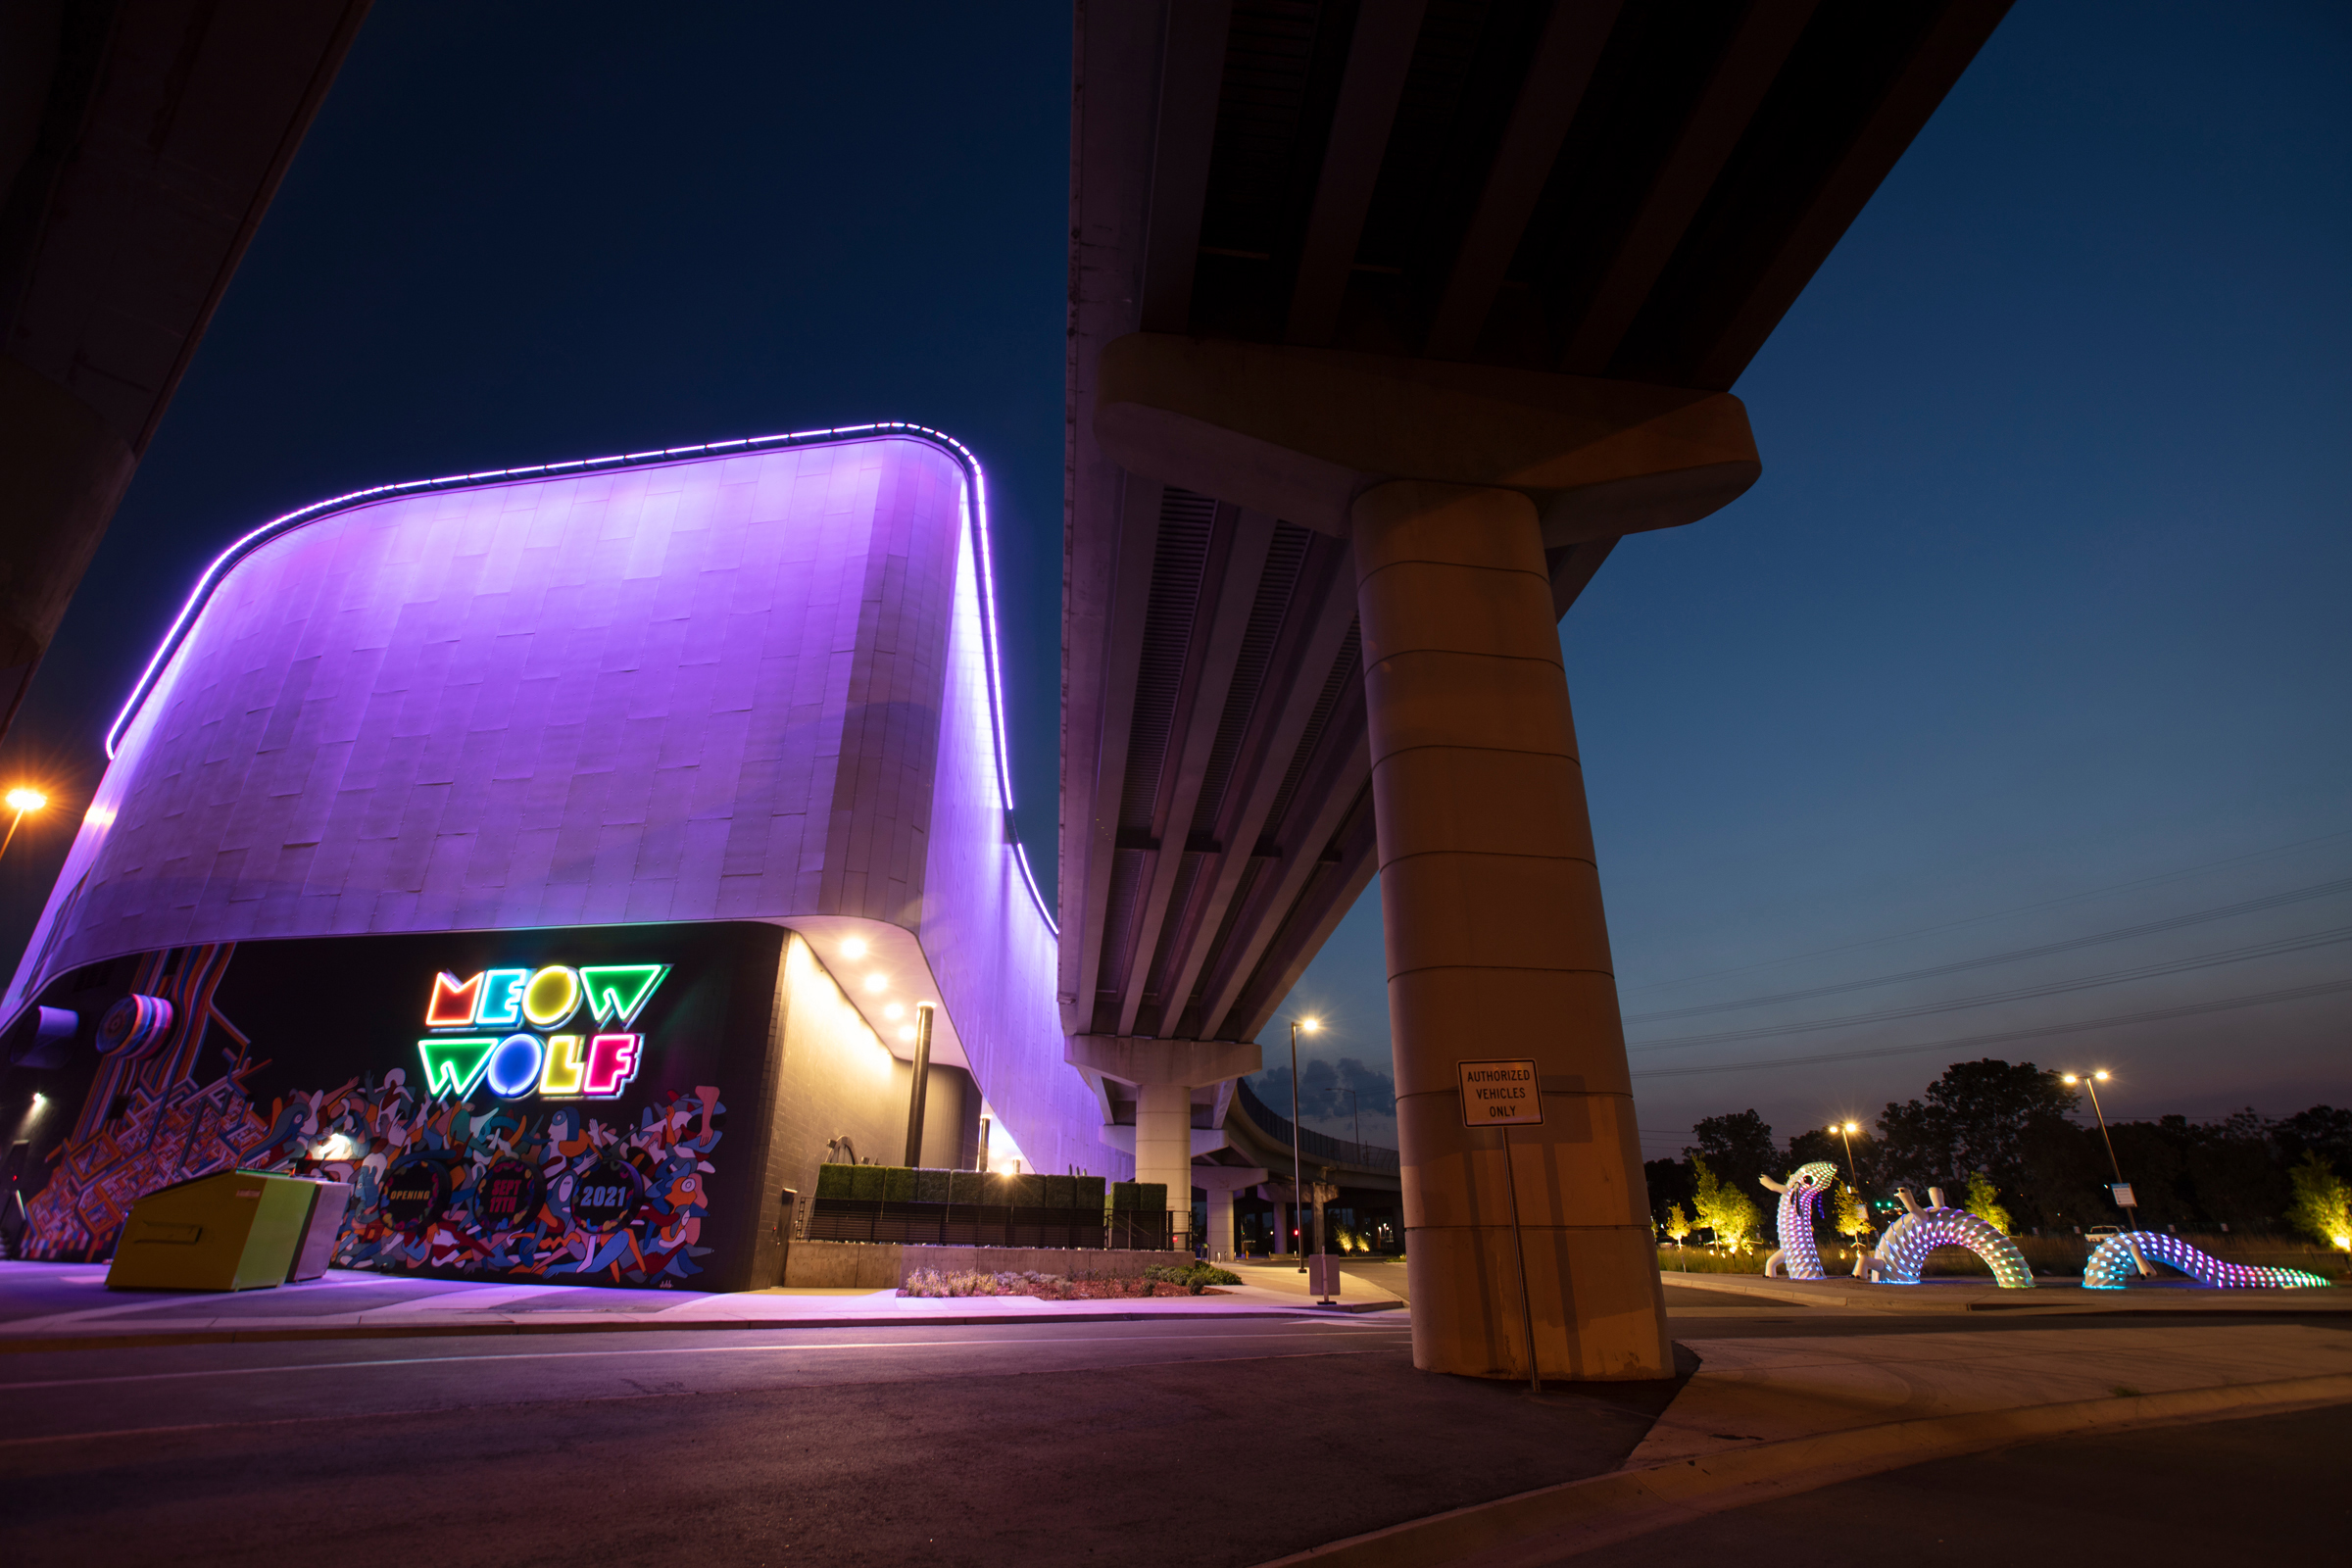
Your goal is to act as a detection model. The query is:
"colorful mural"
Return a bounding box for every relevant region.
[320,1076,726,1285]
[24,941,729,1287]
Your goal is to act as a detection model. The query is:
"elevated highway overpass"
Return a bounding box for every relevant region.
[0,0,369,741]
[1060,0,2011,1379]
[0,0,2016,1384]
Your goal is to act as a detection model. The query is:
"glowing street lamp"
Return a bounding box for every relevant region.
[0,787,45,861]
[1829,1120,1867,1234]
[2063,1068,2152,1277]
[1289,1014,1320,1271]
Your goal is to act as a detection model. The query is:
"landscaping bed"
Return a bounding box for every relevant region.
[901,1261,1243,1298]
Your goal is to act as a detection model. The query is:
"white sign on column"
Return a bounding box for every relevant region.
[1456,1058,1544,1126]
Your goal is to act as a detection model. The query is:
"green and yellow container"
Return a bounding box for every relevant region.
[107,1169,318,1292]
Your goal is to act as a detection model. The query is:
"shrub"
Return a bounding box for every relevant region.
[1964,1172,2014,1236]
[2288,1152,2352,1250]
[898,1265,1240,1299]
[899,1268,1061,1298]
[1690,1155,1760,1250]
[1144,1261,1244,1294]
[1833,1182,1871,1240]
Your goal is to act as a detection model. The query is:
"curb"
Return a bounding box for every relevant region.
[0,1299,1404,1356]
[1659,1269,2350,1314]
[1254,1371,2352,1568]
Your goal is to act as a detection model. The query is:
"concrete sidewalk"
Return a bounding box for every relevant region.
[0,1259,1398,1353]
[1265,1316,2352,1566]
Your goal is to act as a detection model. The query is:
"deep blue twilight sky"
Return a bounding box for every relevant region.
[1,2,2344,1158]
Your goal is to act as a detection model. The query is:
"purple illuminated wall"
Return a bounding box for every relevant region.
[2,431,1109,1181]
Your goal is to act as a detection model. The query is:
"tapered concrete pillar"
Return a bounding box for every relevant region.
[1193,1165,1268,1260]
[1351,480,1671,1381]
[1133,1080,1194,1235]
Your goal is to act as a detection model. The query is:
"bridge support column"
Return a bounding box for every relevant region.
[1065,1035,1262,1250]
[1207,1185,1236,1260]
[1350,480,1671,1381]
[1193,1165,1269,1260]
[1133,1081,1194,1238]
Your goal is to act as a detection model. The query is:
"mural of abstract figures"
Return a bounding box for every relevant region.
[322,1079,727,1286]
[24,941,729,1286]
[24,945,264,1260]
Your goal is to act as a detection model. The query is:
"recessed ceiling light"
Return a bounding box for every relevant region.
[842,937,868,959]
[863,973,888,994]
[884,1003,905,1020]
[897,1024,916,1042]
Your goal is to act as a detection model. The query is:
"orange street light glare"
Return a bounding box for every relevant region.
[1,786,48,860]
[1298,1016,1321,1034]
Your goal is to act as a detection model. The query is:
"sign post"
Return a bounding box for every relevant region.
[1457,1059,1544,1393]
[2110,1182,2155,1278]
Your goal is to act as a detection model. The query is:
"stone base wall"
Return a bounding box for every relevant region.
[782,1240,1179,1289]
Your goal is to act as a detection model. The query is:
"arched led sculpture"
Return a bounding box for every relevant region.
[2082,1231,2330,1291]
[1759,1161,1839,1280]
[1856,1186,2034,1289]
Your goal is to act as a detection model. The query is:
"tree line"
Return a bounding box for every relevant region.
[1642,1057,2352,1247]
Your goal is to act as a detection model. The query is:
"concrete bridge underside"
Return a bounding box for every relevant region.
[1061,0,2011,1380]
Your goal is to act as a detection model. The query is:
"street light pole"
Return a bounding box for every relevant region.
[1832,1121,1863,1190]
[2064,1068,2152,1278]
[1289,1016,1319,1272]
[1831,1120,1868,1241]
[2072,1072,2128,1190]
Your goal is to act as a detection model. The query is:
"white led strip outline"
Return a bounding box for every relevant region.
[104,422,1058,935]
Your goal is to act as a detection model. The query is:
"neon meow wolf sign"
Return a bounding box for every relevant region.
[417,964,669,1101]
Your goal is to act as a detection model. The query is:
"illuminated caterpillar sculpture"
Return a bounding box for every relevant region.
[2082,1232,2331,1291]
[1759,1161,1839,1280]
[1855,1186,2034,1288]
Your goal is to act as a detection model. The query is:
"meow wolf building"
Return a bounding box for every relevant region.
[0,428,1103,1290]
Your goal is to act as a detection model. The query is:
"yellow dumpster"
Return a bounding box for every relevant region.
[107,1169,318,1291]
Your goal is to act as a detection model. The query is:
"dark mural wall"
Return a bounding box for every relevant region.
[9,921,802,1290]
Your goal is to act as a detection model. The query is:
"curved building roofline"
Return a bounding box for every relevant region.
[103,419,1056,934]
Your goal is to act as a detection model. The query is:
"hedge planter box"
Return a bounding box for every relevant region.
[808,1165,1181,1250]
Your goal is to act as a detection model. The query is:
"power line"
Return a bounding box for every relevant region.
[1624,874,2352,1023]
[1628,977,2352,1080]
[1618,827,2352,995]
[1627,925,2352,1052]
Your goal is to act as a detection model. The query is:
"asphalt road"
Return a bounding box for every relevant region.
[5,1303,2344,1567]
[0,1315,1678,1568]
[1571,1399,2352,1567]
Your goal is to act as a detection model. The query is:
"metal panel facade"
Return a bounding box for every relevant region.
[4,431,1103,1185]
